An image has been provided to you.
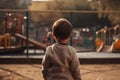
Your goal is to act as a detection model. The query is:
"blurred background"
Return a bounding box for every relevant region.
[0,0,120,54]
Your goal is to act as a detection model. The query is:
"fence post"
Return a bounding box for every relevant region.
[26,11,29,58]
[93,27,96,50]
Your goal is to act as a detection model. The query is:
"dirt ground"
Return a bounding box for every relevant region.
[0,64,120,80]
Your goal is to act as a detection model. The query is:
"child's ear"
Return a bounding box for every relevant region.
[52,32,55,39]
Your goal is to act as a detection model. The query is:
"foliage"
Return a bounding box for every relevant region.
[0,0,31,9]
[102,0,120,24]
[29,0,101,28]
[91,0,120,24]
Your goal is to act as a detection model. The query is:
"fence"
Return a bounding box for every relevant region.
[0,10,120,57]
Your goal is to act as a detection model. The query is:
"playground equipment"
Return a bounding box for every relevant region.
[0,33,46,53]
[15,33,46,50]
[0,33,11,48]
[96,25,120,53]
[0,33,25,54]
[95,38,104,52]
[4,13,23,35]
[0,12,47,54]
[95,38,112,52]
[111,38,120,52]
[0,10,120,54]
[0,13,25,53]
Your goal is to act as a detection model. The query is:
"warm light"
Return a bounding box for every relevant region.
[8,13,12,16]
[96,32,98,34]
[88,0,92,2]
[104,30,106,33]
[104,26,107,29]
[32,0,51,1]
[86,28,90,32]
[82,28,86,32]
[114,27,116,30]
[24,16,27,19]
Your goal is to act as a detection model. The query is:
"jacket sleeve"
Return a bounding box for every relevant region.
[42,47,51,80]
[70,49,82,80]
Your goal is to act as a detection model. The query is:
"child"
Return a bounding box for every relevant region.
[42,18,82,80]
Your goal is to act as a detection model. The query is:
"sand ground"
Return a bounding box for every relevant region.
[0,64,120,80]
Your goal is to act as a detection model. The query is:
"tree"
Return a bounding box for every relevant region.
[102,0,120,24]
[91,0,120,25]
[0,0,31,9]
[29,0,101,28]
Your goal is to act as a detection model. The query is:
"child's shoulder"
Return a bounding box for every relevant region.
[68,45,76,50]
[68,46,76,52]
[46,44,55,50]
[46,43,76,51]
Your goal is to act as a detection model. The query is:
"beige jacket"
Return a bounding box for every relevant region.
[42,43,82,80]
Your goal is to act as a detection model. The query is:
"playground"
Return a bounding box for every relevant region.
[0,10,120,54]
[0,64,120,80]
[0,0,120,80]
[0,9,120,80]
[0,10,119,65]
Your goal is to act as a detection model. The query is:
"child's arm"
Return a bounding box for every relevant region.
[70,50,82,80]
[42,47,51,80]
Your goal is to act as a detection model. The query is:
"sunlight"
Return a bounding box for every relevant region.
[32,0,51,1]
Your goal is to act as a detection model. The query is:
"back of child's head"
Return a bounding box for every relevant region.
[52,18,72,40]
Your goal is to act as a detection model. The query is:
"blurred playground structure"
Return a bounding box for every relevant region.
[0,11,47,54]
[0,10,120,54]
[96,25,120,53]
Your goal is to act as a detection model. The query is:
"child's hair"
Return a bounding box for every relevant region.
[52,18,72,40]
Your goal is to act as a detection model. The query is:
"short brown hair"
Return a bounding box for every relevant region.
[52,18,72,40]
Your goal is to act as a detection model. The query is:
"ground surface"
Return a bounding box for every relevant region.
[0,64,120,80]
